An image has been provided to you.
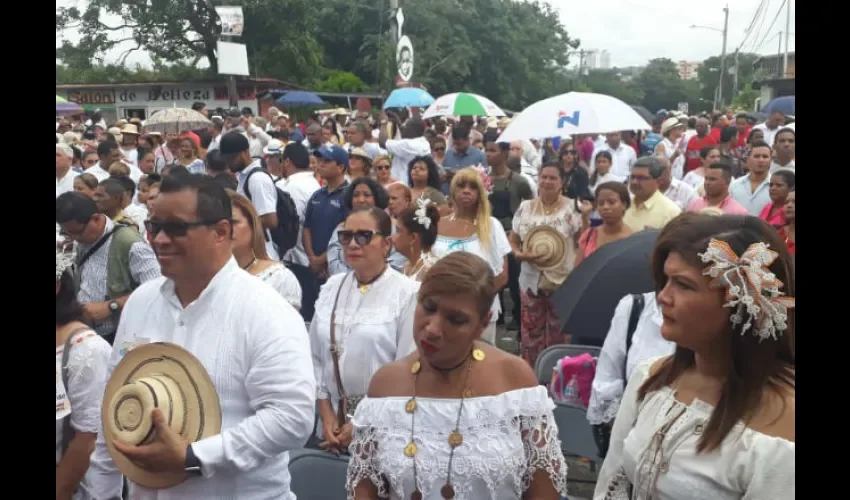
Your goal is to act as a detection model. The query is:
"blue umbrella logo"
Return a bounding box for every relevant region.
[557,111,580,128]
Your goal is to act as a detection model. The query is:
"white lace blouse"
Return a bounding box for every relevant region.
[310,269,419,435]
[55,329,112,465]
[255,262,302,310]
[346,386,568,500]
[595,358,795,500]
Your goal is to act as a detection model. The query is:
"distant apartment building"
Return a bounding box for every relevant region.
[580,49,612,71]
[599,50,611,69]
[677,60,701,80]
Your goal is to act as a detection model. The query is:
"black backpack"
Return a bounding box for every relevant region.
[243,169,300,257]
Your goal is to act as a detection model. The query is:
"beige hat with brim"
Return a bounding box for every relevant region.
[102,342,221,489]
[525,225,567,270]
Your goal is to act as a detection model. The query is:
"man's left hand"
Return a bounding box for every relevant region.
[113,408,189,473]
[82,301,111,324]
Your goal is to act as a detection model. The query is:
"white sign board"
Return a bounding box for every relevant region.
[215,6,244,37]
[677,102,689,114]
[217,41,250,76]
[396,35,414,83]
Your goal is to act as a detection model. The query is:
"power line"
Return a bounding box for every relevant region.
[736,0,767,50]
[751,0,787,53]
[748,0,772,52]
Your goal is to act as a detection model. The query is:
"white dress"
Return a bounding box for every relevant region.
[256,262,303,310]
[55,328,112,499]
[346,386,569,499]
[595,358,795,500]
[310,269,419,436]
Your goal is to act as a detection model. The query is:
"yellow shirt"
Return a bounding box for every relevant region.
[623,190,681,232]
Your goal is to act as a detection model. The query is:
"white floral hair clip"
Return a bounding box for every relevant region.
[699,238,795,341]
[56,247,76,282]
[414,195,433,229]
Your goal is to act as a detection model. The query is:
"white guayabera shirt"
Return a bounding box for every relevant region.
[85,258,317,500]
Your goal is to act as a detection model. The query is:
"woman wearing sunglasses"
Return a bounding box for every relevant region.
[432,167,512,344]
[373,154,399,187]
[310,206,419,456]
[327,177,390,276]
[559,144,591,202]
[227,190,302,310]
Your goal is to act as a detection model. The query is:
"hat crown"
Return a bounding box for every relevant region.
[107,374,186,446]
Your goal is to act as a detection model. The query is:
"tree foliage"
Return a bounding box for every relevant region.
[695,53,760,104]
[56,0,578,110]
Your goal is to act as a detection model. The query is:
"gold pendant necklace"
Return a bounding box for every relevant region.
[405,346,486,499]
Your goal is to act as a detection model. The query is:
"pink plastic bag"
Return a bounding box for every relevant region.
[549,353,596,407]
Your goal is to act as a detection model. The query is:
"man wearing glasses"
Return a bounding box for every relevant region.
[56,192,161,344]
[87,174,316,500]
[623,156,681,232]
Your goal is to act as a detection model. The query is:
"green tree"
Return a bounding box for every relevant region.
[635,58,690,114]
[578,70,644,105]
[313,70,368,93]
[731,83,760,110]
[695,52,760,104]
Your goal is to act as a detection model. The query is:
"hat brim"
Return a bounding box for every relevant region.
[102,342,221,489]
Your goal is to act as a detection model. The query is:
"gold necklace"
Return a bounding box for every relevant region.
[405,257,424,278]
[405,346,486,499]
[540,196,561,215]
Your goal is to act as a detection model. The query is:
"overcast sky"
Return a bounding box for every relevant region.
[57,0,795,69]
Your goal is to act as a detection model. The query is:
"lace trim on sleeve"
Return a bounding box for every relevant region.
[346,425,390,500]
[519,413,569,497]
[600,467,633,500]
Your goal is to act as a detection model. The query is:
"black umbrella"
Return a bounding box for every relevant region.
[630,105,654,123]
[553,229,660,346]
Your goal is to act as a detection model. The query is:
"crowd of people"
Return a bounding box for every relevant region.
[55,101,794,499]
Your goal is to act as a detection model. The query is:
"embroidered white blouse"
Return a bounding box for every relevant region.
[55,328,112,472]
[346,386,569,499]
[587,293,675,425]
[310,269,419,435]
[594,357,795,500]
[255,262,303,310]
[86,258,316,500]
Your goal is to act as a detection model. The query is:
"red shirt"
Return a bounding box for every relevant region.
[684,134,717,174]
[735,126,751,156]
[708,127,722,143]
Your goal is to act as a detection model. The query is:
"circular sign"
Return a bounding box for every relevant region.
[396,36,414,83]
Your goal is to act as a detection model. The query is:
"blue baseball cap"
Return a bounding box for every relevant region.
[313,144,349,168]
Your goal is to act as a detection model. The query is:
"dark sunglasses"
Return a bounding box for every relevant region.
[338,229,386,246]
[564,150,578,155]
[375,164,391,170]
[145,218,227,238]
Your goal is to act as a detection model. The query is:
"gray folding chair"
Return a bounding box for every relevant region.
[288,448,350,500]
[553,400,601,482]
[534,344,601,387]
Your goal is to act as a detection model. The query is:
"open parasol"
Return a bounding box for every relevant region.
[56,95,84,116]
[144,108,212,134]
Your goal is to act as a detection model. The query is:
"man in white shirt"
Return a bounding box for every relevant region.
[590,132,638,179]
[56,143,79,198]
[86,174,316,499]
[752,111,786,147]
[220,132,281,260]
[730,140,773,215]
[86,140,122,181]
[378,114,431,182]
[344,121,384,159]
[770,127,795,172]
[656,155,697,210]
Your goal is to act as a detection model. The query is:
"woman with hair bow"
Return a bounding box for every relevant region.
[394,197,441,281]
[596,213,795,500]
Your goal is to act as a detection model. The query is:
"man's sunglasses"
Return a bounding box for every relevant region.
[338,230,387,246]
[375,164,391,171]
[145,218,228,238]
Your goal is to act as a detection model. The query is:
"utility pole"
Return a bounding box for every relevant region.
[783,0,791,76]
[717,4,729,110]
[777,32,783,76]
[733,49,739,96]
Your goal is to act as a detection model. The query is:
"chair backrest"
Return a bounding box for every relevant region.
[288,448,350,500]
[535,344,602,386]
[553,401,600,462]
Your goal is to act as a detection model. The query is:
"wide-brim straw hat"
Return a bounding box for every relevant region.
[102,342,221,489]
[525,226,567,270]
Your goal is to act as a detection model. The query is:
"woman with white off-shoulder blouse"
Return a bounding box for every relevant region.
[596,213,795,500]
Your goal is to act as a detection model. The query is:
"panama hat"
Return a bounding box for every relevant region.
[102,342,221,489]
[525,226,567,270]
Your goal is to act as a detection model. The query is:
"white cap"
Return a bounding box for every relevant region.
[56,143,74,158]
[262,139,285,155]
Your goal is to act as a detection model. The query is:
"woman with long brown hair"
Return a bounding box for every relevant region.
[228,190,302,309]
[595,213,795,499]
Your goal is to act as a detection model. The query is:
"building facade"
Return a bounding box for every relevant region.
[677,60,702,80]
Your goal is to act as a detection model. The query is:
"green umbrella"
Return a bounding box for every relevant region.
[56,95,84,116]
[422,92,506,118]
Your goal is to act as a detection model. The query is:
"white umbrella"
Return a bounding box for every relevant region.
[422,92,505,119]
[497,92,651,143]
[143,108,212,134]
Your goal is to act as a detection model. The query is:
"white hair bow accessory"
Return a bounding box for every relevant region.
[414,196,432,230]
[56,247,76,282]
[699,238,795,341]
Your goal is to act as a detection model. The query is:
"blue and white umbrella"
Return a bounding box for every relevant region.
[761,96,795,116]
[383,87,435,109]
[497,92,651,142]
